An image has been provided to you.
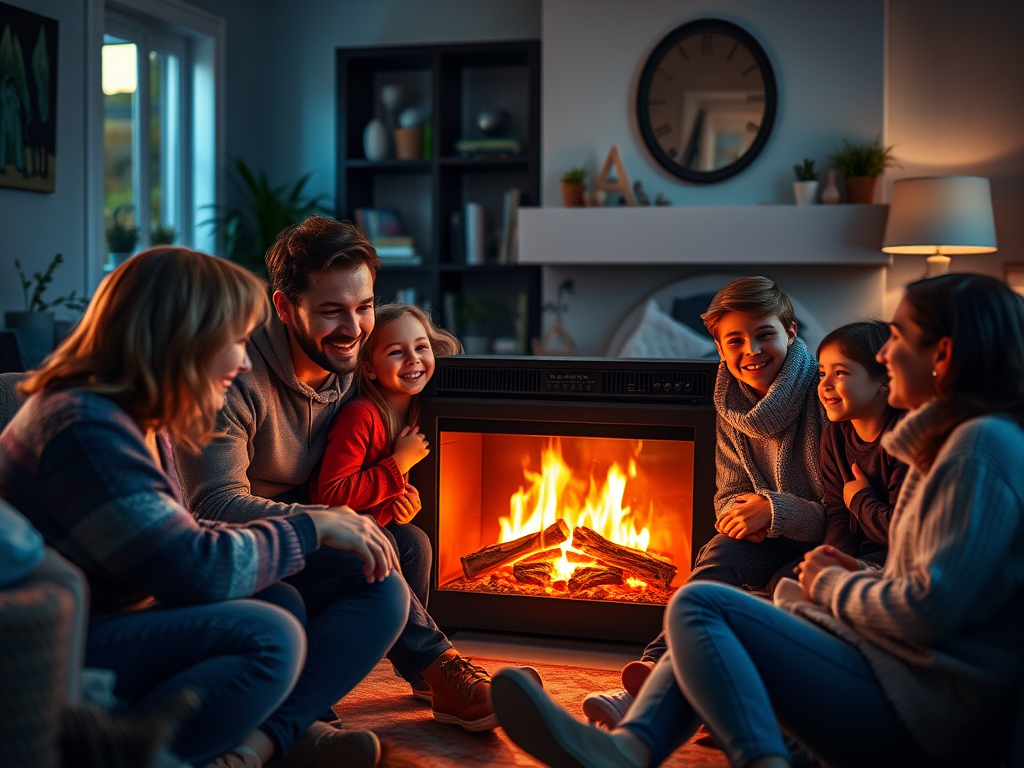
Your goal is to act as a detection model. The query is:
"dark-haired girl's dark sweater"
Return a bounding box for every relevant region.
[820,408,907,558]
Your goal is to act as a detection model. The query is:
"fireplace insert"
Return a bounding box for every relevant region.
[413,356,718,643]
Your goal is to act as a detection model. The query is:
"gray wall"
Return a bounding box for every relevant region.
[0,0,90,322]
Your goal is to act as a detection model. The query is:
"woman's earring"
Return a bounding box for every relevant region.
[932,370,938,378]
[368,372,376,379]
[879,385,888,393]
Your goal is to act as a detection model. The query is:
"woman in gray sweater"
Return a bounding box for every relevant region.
[492,273,1024,768]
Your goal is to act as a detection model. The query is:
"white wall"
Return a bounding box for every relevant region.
[542,0,885,207]
[0,0,92,322]
[883,0,1024,314]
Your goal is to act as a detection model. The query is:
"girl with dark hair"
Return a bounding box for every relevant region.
[816,321,907,561]
[491,273,1024,768]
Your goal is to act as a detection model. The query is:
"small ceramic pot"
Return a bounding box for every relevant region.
[4,310,55,369]
[582,190,607,207]
[821,168,841,205]
[561,182,585,208]
[792,180,819,206]
[844,176,878,204]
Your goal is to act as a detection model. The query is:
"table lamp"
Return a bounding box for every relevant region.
[882,176,997,276]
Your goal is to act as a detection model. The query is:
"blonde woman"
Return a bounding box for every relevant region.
[0,248,406,768]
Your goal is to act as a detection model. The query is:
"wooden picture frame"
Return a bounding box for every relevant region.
[0,2,59,193]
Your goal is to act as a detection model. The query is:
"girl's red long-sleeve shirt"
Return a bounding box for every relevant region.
[312,398,406,524]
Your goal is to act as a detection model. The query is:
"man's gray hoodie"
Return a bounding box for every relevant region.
[175,314,353,522]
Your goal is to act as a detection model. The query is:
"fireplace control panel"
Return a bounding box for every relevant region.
[429,357,717,405]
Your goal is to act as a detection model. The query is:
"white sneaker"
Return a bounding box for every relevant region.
[581,688,633,729]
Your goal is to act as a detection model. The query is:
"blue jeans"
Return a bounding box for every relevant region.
[287,523,451,684]
[641,534,810,663]
[622,582,936,768]
[87,569,408,764]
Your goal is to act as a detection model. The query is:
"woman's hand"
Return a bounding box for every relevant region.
[307,507,400,583]
[389,484,422,525]
[717,493,772,540]
[795,545,860,600]
[843,463,871,508]
[392,425,429,474]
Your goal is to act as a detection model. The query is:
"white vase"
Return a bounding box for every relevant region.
[363,118,389,161]
[793,180,819,206]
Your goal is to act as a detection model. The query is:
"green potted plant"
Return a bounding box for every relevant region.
[202,157,332,277]
[458,296,511,354]
[5,253,89,368]
[150,223,178,246]
[828,137,900,204]
[560,166,588,208]
[792,159,818,206]
[106,205,140,268]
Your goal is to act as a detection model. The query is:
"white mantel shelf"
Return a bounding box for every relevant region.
[517,205,892,266]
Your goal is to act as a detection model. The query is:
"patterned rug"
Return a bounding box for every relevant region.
[332,657,728,768]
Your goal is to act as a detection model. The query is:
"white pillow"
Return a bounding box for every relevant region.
[616,299,718,360]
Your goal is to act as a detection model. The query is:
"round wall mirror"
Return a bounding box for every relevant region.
[636,19,777,183]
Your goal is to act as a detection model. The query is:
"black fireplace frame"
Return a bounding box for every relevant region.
[412,356,719,643]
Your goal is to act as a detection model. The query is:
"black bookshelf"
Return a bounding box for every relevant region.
[336,40,542,353]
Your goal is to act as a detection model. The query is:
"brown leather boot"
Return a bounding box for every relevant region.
[420,650,497,732]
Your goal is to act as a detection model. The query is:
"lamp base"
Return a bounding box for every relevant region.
[926,253,951,277]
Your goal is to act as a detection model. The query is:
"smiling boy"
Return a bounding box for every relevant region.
[583,275,827,729]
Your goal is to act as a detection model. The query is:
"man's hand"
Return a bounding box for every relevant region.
[392,425,429,474]
[794,544,860,600]
[307,507,400,583]
[717,493,772,540]
[843,463,871,509]
[389,484,421,525]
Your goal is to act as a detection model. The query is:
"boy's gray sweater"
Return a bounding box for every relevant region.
[714,337,826,542]
[175,315,353,522]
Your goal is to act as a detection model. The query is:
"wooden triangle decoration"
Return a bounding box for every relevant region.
[592,145,636,206]
[531,319,576,356]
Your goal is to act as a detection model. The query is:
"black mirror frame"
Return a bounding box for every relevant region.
[636,18,778,184]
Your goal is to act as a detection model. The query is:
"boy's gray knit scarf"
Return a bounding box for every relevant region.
[714,336,819,438]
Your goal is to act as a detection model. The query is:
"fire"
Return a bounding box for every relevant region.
[499,438,653,581]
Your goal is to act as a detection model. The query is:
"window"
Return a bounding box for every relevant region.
[95,3,221,279]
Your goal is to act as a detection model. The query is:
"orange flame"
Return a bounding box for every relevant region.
[499,438,653,581]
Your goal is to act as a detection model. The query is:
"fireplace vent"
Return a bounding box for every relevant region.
[436,366,543,394]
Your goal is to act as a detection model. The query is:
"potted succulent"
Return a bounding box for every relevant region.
[828,137,900,204]
[6,253,89,368]
[107,205,140,268]
[150,223,178,246]
[560,166,588,208]
[792,159,818,206]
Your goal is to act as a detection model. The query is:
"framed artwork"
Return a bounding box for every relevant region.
[1004,263,1024,298]
[0,2,59,193]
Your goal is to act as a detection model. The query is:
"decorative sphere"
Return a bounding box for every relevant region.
[398,107,423,129]
[476,108,508,136]
[380,84,404,111]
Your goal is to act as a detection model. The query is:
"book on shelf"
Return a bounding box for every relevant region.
[353,208,407,241]
[498,187,521,265]
[377,253,423,267]
[454,137,523,156]
[374,244,417,257]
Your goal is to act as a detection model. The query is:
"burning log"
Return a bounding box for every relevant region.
[567,566,623,593]
[461,519,570,580]
[571,526,677,588]
[513,560,553,587]
[519,547,562,564]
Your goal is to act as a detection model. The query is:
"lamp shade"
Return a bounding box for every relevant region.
[882,176,997,255]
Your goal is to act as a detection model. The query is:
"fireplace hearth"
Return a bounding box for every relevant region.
[413,356,718,643]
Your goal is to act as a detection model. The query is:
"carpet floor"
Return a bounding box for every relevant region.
[332,656,729,768]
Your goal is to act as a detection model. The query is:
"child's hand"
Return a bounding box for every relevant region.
[390,484,422,524]
[717,493,771,539]
[393,425,429,473]
[843,463,871,508]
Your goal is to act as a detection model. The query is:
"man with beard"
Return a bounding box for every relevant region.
[174,217,506,762]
